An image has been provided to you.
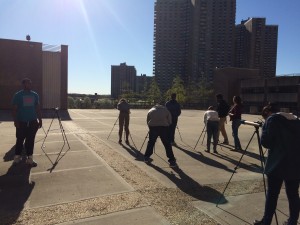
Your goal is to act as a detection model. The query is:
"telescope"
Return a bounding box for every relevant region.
[240,120,263,128]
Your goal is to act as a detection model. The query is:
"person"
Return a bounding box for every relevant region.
[12,78,42,167]
[144,101,178,167]
[165,93,181,145]
[203,106,219,153]
[216,94,230,144]
[228,96,242,151]
[117,98,130,145]
[253,103,300,225]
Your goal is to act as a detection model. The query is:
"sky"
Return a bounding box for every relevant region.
[0,0,299,95]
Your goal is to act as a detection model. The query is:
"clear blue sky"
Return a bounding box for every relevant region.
[0,0,299,94]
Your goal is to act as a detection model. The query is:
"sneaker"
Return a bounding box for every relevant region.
[169,161,178,168]
[213,150,218,154]
[253,219,264,225]
[13,155,22,164]
[144,157,150,163]
[171,142,177,146]
[125,140,129,145]
[205,149,210,153]
[26,156,37,167]
[222,140,229,145]
[118,139,122,144]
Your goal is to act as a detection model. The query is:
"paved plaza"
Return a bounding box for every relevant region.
[0,109,296,225]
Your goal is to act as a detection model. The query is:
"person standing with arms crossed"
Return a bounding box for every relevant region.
[216,94,230,145]
[165,93,181,146]
[12,78,42,167]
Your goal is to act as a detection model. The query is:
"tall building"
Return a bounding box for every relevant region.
[235,18,278,78]
[153,0,236,93]
[111,63,136,99]
[136,74,153,94]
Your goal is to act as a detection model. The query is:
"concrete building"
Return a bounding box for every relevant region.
[111,63,136,99]
[0,38,68,110]
[153,0,236,93]
[241,76,300,115]
[235,18,278,78]
[136,74,153,95]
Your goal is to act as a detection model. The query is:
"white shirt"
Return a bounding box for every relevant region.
[204,110,219,124]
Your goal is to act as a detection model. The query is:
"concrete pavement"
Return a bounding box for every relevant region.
[0,109,296,225]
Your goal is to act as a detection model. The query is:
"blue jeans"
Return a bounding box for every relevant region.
[262,175,300,225]
[231,119,241,150]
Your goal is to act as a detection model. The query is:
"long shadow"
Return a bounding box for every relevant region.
[119,143,144,159]
[0,160,34,225]
[148,163,228,204]
[174,145,235,173]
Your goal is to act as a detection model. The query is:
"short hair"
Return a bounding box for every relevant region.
[22,78,32,84]
[216,93,223,99]
[208,106,214,110]
[171,93,176,99]
[262,102,279,115]
[233,96,242,105]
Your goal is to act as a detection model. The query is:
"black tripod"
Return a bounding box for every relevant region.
[41,107,70,172]
[193,125,206,151]
[107,115,138,150]
[216,123,279,225]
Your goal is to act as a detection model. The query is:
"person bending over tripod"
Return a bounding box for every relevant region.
[117,98,130,145]
[144,101,177,167]
[253,103,300,225]
[203,106,219,153]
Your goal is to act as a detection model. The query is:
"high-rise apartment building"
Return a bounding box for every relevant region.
[235,18,278,78]
[111,63,136,99]
[153,0,236,93]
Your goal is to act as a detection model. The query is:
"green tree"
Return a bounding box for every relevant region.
[74,98,82,108]
[147,78,161,104]
[82,97,92,109]
[68,96,75,109]
[165,75,187,104]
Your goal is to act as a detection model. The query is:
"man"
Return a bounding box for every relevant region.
[165,93,181,145]
[144,101,177,167]
[12,78,42,167]
[117,98,130,144]
[203,106,219,153]
[216,93,230,144]
[253,103,300,225]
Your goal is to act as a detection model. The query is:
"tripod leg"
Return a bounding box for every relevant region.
[138,132,149,153]
[193,126,206,151]
[176,125,183,141]
[107,116,119,140]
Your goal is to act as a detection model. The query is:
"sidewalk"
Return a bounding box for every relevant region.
[0,109,294,225]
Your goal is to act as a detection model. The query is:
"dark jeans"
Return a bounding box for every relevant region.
[206,120,219,151]
[15,120,39,156]
[168,117,178,143]
[262,175,300,225]
[232,119,241,149]
[119,112,129,141]
[144,126,176,162]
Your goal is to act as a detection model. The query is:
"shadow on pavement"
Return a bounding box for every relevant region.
[0,162,34,225]
[148,163,228,205]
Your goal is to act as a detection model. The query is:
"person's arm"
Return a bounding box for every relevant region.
[12,104,19,128]
[261,116,277,149]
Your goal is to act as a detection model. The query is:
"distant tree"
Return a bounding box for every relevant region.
[186,81,214,104]
[82,97,92,109]
[74,98,82,109]
[165,75,187,104]
[147,78,161,104]
[68,96,75,109]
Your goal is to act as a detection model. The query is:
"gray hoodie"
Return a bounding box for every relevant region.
[147,104,172,127]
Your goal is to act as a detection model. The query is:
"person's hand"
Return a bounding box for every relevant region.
[38,119,42,128]
[14,121,19,128]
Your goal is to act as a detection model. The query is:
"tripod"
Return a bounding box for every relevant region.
[216,125,279,225]
[107,115,138,149]
[193,125,206,151]
[41,107,70,172]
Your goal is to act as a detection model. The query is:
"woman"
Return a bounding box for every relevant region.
[228,96,242,151]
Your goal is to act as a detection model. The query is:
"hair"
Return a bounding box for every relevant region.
[22,78,32,84]
[216,93,223,99]
[208,106,214,110]
[171,93,176,99]
[262,102,279,118]
[233,96,242,105]
[119,98,126,103]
